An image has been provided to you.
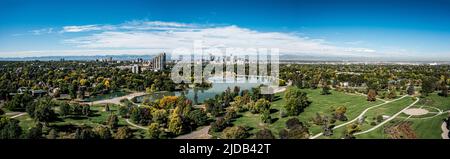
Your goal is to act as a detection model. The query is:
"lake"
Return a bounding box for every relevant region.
[133,76,273,104]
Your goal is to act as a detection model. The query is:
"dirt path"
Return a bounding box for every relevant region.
[175,126,212,139]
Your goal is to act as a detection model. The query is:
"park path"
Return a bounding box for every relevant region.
[310,95,409,139]
[175,126,212,139]
[84,92,147,105]
[125,119,148,130]
[353,97,419,136]
[10,112,26,119]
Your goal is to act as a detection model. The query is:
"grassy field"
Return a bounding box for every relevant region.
[347,94,449,139]
[232,88,384,138]
[14,104,130,134]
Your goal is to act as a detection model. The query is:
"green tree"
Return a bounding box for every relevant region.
[0,117,22,139]
[422,77,437,96]
[261,109,272,124]
[59,102,71,117]
[27,123,43,139]
[94,126,112,139]
[114,126,133,139]
[221,126,248,139]
[106,113,119,129]
[187,109,208,126]
[147,123,161,139]
[82,105,91,116]
[152,109,168,124]
[47,129,58,139]
[33,98,57,124]
[321,85,331,95]
[407,83,415,95]
[284,87,310,116]
[168,114,184,136]
[255,129,275,139]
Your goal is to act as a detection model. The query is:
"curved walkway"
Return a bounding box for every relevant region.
[310,95,409,139]
[125,119,148,130]
[354,97,419,136]
[84,92,147,105]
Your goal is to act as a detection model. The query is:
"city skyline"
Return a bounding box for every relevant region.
[1,0,450,61]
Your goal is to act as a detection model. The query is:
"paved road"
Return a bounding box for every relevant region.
[310,95,409,139]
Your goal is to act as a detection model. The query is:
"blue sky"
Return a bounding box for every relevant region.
[1,0,450,60]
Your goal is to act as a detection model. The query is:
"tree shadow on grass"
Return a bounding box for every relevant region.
[271,117,279,123]
[270,108,279,114]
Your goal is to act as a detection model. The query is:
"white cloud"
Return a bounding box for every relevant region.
[61,21,381,57]
[30,28,54,35]
[61,25,115,33]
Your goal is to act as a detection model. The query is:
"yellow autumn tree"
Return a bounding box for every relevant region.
[159,96,178,109]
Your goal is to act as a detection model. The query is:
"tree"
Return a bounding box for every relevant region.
[168,114,184,136]
[59,102,71,117]
[250,99,271,114]
[187,109,208,126]
[0,109,4,116]
[4,93,33,111]
[440,85,448,97]
[114,126,133,139]
[118,105,129,118]
[422,77,437,96]
[321,85,331,95]
[94,126,112,139]
[261,109,272,124]
[255,129,275,139]
[286,118,302,129]
[284,87,310,116]
[221,126,248,139]
[334,106,348,121]
[152,109,168,124]
[147,123,161,139]
[407,83,415,95]
[75,128,97,139]
[82,105,91,116]
[0,117,22,139]
[72,103,83,115]
[33,98,57,124]
[47,129,58,139]
[367,89,377,102]
[209,118,228,133]
[106,113,119,129]
[104,104,110,112]
[388,90,397,99]
[27,123,43,139]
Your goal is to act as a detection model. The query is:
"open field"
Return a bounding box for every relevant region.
[232,88,384,138]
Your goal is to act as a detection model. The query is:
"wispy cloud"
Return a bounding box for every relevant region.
[61,25,115,33]
[30,28,54,35]
[59,21,382,57]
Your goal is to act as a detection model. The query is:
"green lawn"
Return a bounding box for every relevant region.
[340,94,449,139]
[85,90,132,102]
[232,88,384,138]
[50,104,127,128]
